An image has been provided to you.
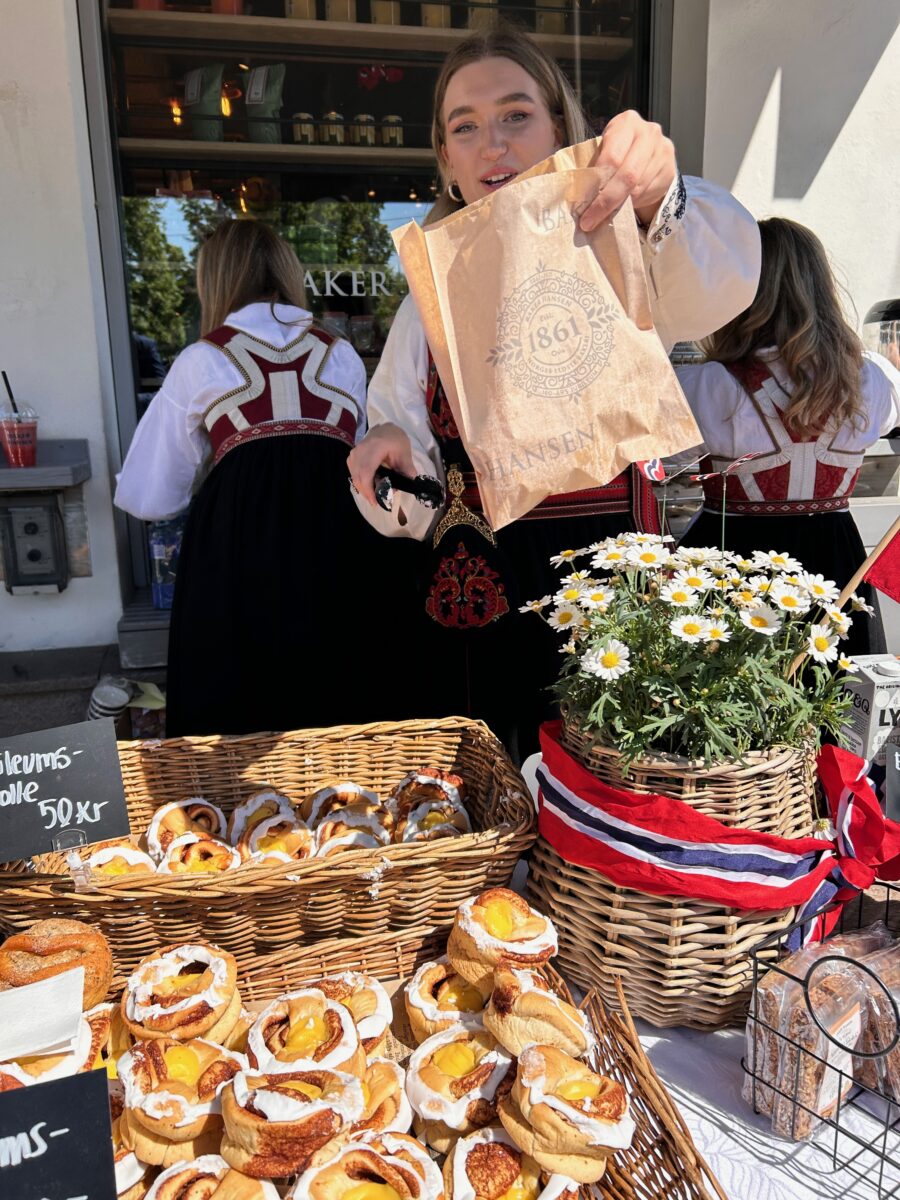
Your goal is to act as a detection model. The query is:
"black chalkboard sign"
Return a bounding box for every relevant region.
[0,719,130,864]
[0,1068,116,1199]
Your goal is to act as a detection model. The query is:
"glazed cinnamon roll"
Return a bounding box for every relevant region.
[227,789,296,845]
[394,799,471,844]
[145,798,227,861]
[301,972,393,1058]
[86,1000,133,1087]
[483,962,595,1060]
[220,1068,365,1178]
[315,826,386,857]
[314,802,394,849]
[299,783,381,828]
[0,917,113,1009]
[247,988,366,1076]
[240,814,316,864]
[444,1125,579,1200]
[406,1026,514,1154]
[289,1131,443,1200]
[352,1058,413,1136]
[447,891,558,997]
[404,958,486,1045]
[390,769,466,821]
[112,1113,152,1200]
[121,942,242,1044]
[498,1046,634,1184]
[157,833,242,875]
[87,843,158,878]
[145,1153,280,1199]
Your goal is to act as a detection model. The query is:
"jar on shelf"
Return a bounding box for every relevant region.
[321,111,346,145]
[349,114,376,147]
[381,115,404,147]
[324,0,356,19]
[292,112,316,144]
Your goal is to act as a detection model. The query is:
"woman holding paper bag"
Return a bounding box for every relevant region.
[348,29,761,756]
[676,217,900,658]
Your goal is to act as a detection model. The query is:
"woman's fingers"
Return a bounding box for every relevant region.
[347,425,415,506]
[578,112,676,233]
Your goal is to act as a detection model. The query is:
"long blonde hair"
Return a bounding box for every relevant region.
[702,217,864,437]
[197,219,308,335]
[426,28,592,224]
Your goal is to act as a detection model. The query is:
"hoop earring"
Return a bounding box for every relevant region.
[447,180,463,204]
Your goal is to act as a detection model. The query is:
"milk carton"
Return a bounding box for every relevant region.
[841,655,900,808]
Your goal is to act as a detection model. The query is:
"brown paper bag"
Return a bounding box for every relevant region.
[393,138,701,530]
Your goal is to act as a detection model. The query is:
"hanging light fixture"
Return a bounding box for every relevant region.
[170,99,183,127]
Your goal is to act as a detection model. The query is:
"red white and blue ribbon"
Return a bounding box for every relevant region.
[636,458,666,483]
[536,722,900,948]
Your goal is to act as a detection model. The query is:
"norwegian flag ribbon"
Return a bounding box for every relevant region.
[690,450,767,482]
[536,722,900,946]
[635,458,666,483]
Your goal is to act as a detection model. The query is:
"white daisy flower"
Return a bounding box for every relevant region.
[740,603,783,636]
[559,638,579,655]
[729,586,759,608]
[753,550,803,573]
[838,656,853,671]
[580,586,613,610]
[798,573,840,605]
[673,567,714,591]
[660,582,698,607]
[630,533,658,544]
[808,623,839,663]
[825,607,853,637]
[670,614,708,643]
[731,556,756,572]
[591,546,628,570]
[850,594,876,616]
[549,548,583,567]
[746,573,776,597]
[554,584,585,605]
[704,618,732,643]
[581,639,631,680]
[547,604,585,632]
[625,544,668,569]
[561,570,592,584]
[769,583,811,615]
[675,546,720,566]
[518,595,552,614]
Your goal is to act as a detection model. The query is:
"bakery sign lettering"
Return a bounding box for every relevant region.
[0,1069,116,1199]
[0,718,130,863]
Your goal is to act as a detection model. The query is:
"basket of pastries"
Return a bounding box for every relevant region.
[0,890,726,1200]
[0,718,536,978]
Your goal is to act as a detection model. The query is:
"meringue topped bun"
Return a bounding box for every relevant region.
[145,798,227,861]
[86,1000,132,1086]
[247,989,366,1076]
[157,833,241,875]
[404,957,486,1045]
[315,803,394,848]
[394,799,471,844]
[390,769,466,820]
[498,1046,634,1184]
[242,815,316,864]
[300,783,381,827]
[406,1026,514,1154]
[122,942,241,1044]
[227,789,296,845]
[145,1153,280,1199]
[445,1124,578,1200]
[87,843,157,878]
[448,890,558,997]
[483,961,595,1060]
[352,1058,413,1136]
[289,1132,443,1200]
[302,972,393,1058]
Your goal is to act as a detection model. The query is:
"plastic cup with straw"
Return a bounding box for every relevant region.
[0,371,38,467]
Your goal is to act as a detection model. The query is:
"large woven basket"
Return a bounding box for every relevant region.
[528,839,796,1029]
[0,718,535,977]
[237,927,726,1200]
[563,721,816,838]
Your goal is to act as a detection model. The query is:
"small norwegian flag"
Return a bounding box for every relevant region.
[690,451,766,482]
[863,516,900,605]
[636,458,666,482]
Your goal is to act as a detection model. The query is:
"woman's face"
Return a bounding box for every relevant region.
[440,57,561,206]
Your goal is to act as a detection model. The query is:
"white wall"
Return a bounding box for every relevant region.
[0,1,122,651]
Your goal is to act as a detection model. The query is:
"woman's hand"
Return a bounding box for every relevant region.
[578,110,677,233]
[347,423,415,506]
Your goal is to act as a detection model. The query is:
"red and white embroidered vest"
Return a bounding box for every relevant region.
[701,359,864,516]
[201,324,360,465]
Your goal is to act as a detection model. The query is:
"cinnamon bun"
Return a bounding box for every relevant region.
[122,942,242,1044]
[301,972,393,1058]
[157,833,242,875]
[0,917,113,1009]
[220,1067,365,1178]
[240,814,316,864]
[444,1125,578,1200]
[498,1046,634,1183]
[86,1000,133,1088]
[146,1155,280,1200]
[145,798,227,861]
[483,963,594,1060]
[227,789,296,845]
[314,803,394,849]
[389,770,466,821]
[299,783,381,828]
[404,958,486,1045]
[406,1026,514,1154]
[247,988,366,1077]
[289,1132,442,1200]
[447,891,557,997]
[112,1114,152,1200]
[352,1058,413,1136]
[87,844,158,878]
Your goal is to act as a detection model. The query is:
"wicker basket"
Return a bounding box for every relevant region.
[562,721,816,838]
[0,718,535,977]
[237,927,726,1200]
[529,838,796,1029]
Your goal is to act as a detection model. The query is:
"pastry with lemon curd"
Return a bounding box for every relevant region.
[86,1001,133,1092]
[314,802,395,849]
[395,799,471,844]
[0,916,114,1009]
[302,972,393,1058]
[222,1007,256,1055]
[87,843,158,878]
[352,1058,413,1136]
[112,1114,152,1200]
[157,832,242,875]
[220,1067,365,1178]
[145,798,227,861]
[444,1125,578,1200]
[289,1131,443,1200]
[498,1046,634,1184]
[241,814,316,864]
[122,942,242,1043]
[300,783,382,828]
[389,770,466,821]
[227,789,296,845]
[404,958,486,1045]
[247,988,366,1077]
[483,963,594,1060]
[146,1154,280,1200]
[406,1026,514,1154]
[447,891,557,997]
[315,826,387,857]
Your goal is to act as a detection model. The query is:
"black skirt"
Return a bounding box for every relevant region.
[680,509,886,658]
[165,436,421,738]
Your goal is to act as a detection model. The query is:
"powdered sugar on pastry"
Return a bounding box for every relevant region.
[392,772,463,809]
[125,944,232,1022]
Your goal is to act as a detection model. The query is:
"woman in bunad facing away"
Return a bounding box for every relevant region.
[677,217,900,658]
[348,29,762,758]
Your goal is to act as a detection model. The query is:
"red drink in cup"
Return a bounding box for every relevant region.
[0,407,38,468]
